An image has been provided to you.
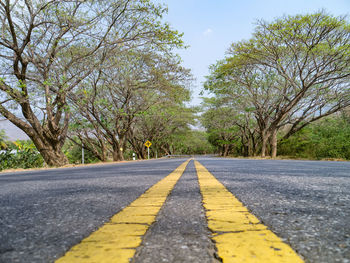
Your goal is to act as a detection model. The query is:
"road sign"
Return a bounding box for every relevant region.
[144,140,152,148]
[144,140,152,160]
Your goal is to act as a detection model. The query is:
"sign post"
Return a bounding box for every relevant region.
[144,140,152,159]
[82,142,84,164]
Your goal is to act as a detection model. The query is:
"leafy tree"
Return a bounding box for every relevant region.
[204,64,272,156]
[204,11,350,158]
[67,119,110,162]
[171,130,215,155]
[63,139,100,164]
[69,46,191,161]
[200,97,252,156]
[0,0,181,166]
[128,91,195,158]
[233,11,350,157]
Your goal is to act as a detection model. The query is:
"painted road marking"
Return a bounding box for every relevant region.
[194,160,304,263]
[56,159,190,263]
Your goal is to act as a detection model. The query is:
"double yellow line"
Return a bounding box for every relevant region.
[56,159,303,263]
[194,160,303,263]
[56,160,190,263]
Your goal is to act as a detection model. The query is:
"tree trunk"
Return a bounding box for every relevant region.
[112,148,124,161]
[223,145,229,157]
[247,141,252,157]
[241,135,248,157]
[0,87,72,167]
[161,145,170,156]
[249,132,257,156]
[112,142,124,161]
[138,145,146,159]
[137,151,144,159]
[40,147,69,166]
[261,132,269,158]
[31,136,69,166]
[220,146,224,156]
[96,134,108,162]
[100,144,108,162]
[271,128,278,158]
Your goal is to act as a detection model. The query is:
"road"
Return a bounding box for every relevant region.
[0,157,349,262]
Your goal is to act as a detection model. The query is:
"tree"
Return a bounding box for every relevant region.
[233,11,350,157]
[177,130,214,155]
[129,100,195,158]
[204,61,283,157]
[0,0,182,166]
[69,47,191,161]
[201,96,258,157]
[204,11,350,158]
[67,119,110,162]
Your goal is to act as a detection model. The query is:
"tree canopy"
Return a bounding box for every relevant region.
[0,0,190,166]
[203,11,350,158]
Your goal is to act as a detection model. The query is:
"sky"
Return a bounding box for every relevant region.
[157,0,350,106]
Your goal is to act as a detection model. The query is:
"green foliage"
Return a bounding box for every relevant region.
[278,127,315,158]
[202,10,350,158]
[169,130,215,155]
[63,140,100,164]
[0,0,187,167]
[0,140,44,171]
[200,96,255,156]
[279,115,350,160]
[0,129,7,149]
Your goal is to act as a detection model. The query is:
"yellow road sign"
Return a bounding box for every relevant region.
[144,140,152,148]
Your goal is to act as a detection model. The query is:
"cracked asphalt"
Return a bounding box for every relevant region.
[1,157,350,262]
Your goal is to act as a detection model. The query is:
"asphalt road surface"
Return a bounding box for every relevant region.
[0,157,349,263]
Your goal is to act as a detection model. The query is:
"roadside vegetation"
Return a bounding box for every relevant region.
[278,112,350,160]
[0,128,213,171]
[1,4,349,171]
[0,136,44,170]
[202,11,350,159]
[0,0,206,169]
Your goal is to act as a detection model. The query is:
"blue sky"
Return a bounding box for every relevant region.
[158,0,350,106]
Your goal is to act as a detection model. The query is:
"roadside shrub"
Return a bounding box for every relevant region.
[63,140,100,164]
[0,140,44,171]
[279,115,350,160]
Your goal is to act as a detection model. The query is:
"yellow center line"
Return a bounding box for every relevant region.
[56,159,191,263]
[194,160,304,263]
